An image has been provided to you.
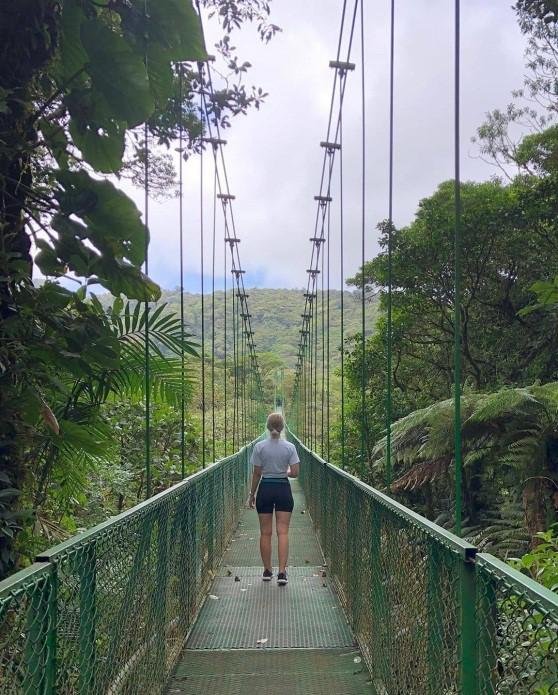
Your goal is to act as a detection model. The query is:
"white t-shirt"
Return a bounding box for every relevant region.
[250,438,300,478]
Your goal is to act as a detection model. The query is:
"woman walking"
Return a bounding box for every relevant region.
[248,413,300,585]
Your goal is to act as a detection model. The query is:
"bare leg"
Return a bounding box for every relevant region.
[258,513,273,571]
[275,511,292,573]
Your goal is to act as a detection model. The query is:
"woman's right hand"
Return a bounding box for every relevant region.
[248,492,256,509]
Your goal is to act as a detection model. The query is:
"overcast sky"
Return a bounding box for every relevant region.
[133,1,528,293]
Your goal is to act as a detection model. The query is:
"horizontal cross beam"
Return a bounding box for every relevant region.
[329,60,355,71]
[320,141,341,151]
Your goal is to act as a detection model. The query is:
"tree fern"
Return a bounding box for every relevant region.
[372,382,558,554]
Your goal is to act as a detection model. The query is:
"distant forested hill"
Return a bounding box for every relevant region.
[160,288,379,368]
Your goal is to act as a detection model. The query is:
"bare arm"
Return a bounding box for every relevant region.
[248,467,262,508]
[288,463,300,478]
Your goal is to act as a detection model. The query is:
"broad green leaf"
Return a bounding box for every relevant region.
[60,2,88,81]
[95,263,161,301]
[146,43,174,105]
[69,117,125,173]
[81,20,154,127]
[140,0,206,63]
[56,170,146,266]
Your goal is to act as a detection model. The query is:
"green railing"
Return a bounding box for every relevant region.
[0,443,255,694]
[290,433,558,695]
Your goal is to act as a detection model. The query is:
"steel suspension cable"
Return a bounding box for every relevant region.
[454,0,463,535]
[211,161,217,462]
[292,0,348,436]
[236,286,241,445]
[327,201,331,459]
[339,75,345,470]
[232,280,237,450]
[143,0,151,498]
[360,0,367,470]
[386,0,395,488]
[293,0,358,456]
[223,236,228,456]
[321,238,325,457]
[179,65,186,479]
[243,318,247,443]
[196,0,264,442]
[199,78,206,470]
[314,282,318,451]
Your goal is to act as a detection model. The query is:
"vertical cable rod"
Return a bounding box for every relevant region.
[178,65,186,479]
[454,0,463,535]
[339,74,346,470]
[211,163,217,462]
[327,202,331,459]
[312,283,318,451]
[360,0,367,471]
[321,240,325,457]
[223,235,228,456]
[143,0,151,498]
[232,281,237,450]
[386,0,395,488]
[199,75,206,469]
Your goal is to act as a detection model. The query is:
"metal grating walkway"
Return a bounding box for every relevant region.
[167,479,373,694]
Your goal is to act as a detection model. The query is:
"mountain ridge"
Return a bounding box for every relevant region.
[160,287,379,368]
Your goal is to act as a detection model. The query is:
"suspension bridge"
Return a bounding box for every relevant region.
[1,1,558,694]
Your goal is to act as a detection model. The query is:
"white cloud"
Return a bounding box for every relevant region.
[134,0,528,292]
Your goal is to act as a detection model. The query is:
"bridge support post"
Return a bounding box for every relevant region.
[78,544,97,694]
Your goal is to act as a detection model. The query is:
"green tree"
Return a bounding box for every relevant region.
[0,0,276,577]
[340,168,558,516]
[371,383,558,553]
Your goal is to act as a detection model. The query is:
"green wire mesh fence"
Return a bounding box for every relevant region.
[290,432,558,695]
[0,443,255,694]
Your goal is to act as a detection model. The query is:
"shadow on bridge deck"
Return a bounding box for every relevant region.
[166,479,373,694]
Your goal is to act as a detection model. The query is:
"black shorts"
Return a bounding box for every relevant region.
[256,479,294,514]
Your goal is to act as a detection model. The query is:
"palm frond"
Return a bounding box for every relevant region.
[110,356,195,407]
[81,299,198,407]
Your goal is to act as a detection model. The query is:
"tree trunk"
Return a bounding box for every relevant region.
[0,1,58,579]
[522,477,556,547]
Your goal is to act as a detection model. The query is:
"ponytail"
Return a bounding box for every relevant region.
[266,412,285,438]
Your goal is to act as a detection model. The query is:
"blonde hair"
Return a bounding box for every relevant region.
[266,412,285,439]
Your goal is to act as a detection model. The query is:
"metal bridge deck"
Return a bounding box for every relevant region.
[167,479,372,694]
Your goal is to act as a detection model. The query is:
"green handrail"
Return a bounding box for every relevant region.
[0,442,257,694]
[289,431,558,695]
